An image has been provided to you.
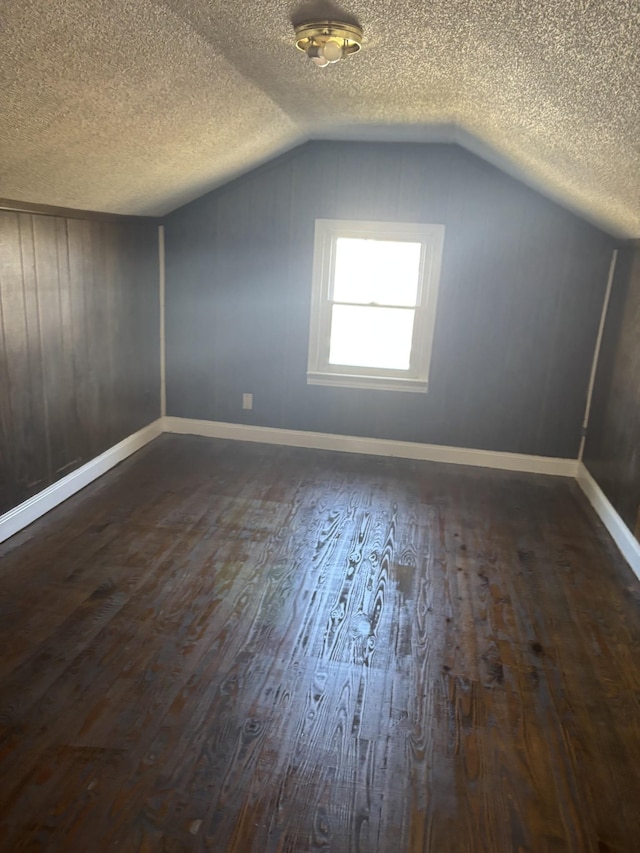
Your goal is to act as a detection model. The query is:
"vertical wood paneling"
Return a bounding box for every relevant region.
[66,217,92,463]
[89,220,109,455]
[0,210,160,517]
[165,142,615,459]
[583,242,640,532]
[33,215,77,478]
[0,219,15,512]
[14,214,49,494]
[53,217,81,477]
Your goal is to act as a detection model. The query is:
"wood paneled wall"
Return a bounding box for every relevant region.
[583,242,640,535]
[164,142,615,458]
[0,210,160,517]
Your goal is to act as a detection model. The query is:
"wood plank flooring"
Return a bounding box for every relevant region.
[0,435,639,852]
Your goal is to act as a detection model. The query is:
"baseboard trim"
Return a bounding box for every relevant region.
[0,419,164,545]
[5,418,638,581]
[576,462,640,581]
[162,417,578,477]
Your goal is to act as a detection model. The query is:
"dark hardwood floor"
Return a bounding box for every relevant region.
[0,435,639,852]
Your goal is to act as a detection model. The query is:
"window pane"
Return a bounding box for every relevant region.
[333,238,422,307]
[329,305,415,370]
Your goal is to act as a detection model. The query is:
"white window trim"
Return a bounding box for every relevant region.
[307,219,445,393]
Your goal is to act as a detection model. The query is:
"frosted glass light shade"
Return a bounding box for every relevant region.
[322,40,343,62]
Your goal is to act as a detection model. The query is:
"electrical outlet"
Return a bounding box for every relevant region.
[242,393,253,410]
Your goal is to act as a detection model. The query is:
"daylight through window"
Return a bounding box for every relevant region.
[307,220,445,392]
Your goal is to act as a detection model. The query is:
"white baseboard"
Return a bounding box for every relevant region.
[162,416,578,477]
[576,462,640,581]
[0,419,164,545]
[5,416,639,583]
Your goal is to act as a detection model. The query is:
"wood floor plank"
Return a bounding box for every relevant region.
[0,434,639,852]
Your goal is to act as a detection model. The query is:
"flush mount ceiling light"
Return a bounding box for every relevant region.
[294,20,363,67]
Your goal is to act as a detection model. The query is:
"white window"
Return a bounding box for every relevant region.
[307,219,445,392]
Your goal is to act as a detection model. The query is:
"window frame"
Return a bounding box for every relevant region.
[307,218,445,393]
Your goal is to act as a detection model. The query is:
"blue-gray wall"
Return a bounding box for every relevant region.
[165,142,614,458]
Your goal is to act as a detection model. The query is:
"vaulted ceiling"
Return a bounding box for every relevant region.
[1,0,639,236]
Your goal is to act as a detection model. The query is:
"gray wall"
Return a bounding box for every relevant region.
[165,141,615,458]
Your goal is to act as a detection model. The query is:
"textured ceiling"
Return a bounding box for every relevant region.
[1,0,639,235]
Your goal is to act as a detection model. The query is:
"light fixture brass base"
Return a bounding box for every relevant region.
[294,20,363,57]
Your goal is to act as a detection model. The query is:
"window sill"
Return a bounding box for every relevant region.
[307,371,429,393]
